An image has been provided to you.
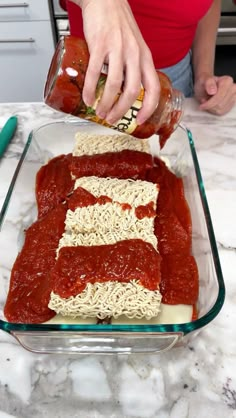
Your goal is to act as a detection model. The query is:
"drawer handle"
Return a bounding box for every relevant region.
[218,27,236,34]
[0,38,35,43]
[0,3,29,8]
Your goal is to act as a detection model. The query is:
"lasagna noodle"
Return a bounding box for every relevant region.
[74,176,159,208]
[58,229,157,251]
[58,201,157,253]
[49,281,162,320]
[63,202,156,236]
[73,132,150,156]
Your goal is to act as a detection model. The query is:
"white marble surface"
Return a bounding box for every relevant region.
[0,99,235,418]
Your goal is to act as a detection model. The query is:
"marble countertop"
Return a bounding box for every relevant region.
[0,99,235,418]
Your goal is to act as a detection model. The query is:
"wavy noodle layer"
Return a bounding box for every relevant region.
[58,229,157,252]
[49,280,162,320]
[73,132,150,156]
[74,176,159,208]
[64,202,155,235]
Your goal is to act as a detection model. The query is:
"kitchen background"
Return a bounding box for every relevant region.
[0,0,236,103]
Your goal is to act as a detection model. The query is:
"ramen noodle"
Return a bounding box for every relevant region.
[49,280,162,320]
[58,229,157,252]
[64,202,156,235]
[74,176,159,208]
[73,132,150,156]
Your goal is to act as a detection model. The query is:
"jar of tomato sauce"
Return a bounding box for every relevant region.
[44,36,184,148]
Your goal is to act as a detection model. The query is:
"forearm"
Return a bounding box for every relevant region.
[70,0,95,7]
[192,0,221,79]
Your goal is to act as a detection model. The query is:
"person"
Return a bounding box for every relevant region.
[60,0,236,124]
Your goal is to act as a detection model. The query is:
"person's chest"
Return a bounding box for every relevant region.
[129,0,213,25]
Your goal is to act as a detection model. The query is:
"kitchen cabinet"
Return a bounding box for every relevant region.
[0,0,55,102]
[0,0,51,22]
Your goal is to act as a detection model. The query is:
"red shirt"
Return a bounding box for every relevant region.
[65,0,213,68]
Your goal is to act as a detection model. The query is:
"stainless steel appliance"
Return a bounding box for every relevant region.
[50,0,69,43]
[215,0,236,80]
[52,0,68,16]
[217,0,236,45]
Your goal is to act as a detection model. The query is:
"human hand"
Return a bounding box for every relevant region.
[194,73,236,115]
[74,0,160,125]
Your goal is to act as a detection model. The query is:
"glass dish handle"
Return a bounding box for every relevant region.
[11,331,183,354]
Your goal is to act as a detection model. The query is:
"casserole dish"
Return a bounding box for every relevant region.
[0,119,225,354]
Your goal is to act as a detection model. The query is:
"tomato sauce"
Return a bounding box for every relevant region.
[51,239,161,298]
[192,304,198,321]
[147,157,192,242]
[67,186,98,210]
[146,156,198,306]
[36,154,74,218]
[4,204,67,323]
[121,203,132,211]
[44,36,89,116]
[69,150,153,180]
[160,254,199,305]
[135,201,156,219]
[155,212,191,255]
[158,110,183,150]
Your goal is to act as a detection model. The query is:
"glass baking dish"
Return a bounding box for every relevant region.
[0,119,225,354]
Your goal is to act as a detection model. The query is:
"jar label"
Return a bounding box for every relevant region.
[85,77,144,134]
[112,90,144,135]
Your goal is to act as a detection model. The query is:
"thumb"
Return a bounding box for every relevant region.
[205,77,218,96]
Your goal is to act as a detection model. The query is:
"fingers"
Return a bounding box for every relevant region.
[104,51,159,125]
[84,43,159,125]
[82,48,105,106]
[83,39,142,122]
[205,76,218,96]
[200,76,235,115]
[95,51,124,120]
[104,46,159,125]
[137,51,160,124]
[104,41,142,124]
[213,84,236,115]
[208,97,236,116]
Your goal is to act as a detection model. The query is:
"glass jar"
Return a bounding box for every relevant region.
[44,36,184,148]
